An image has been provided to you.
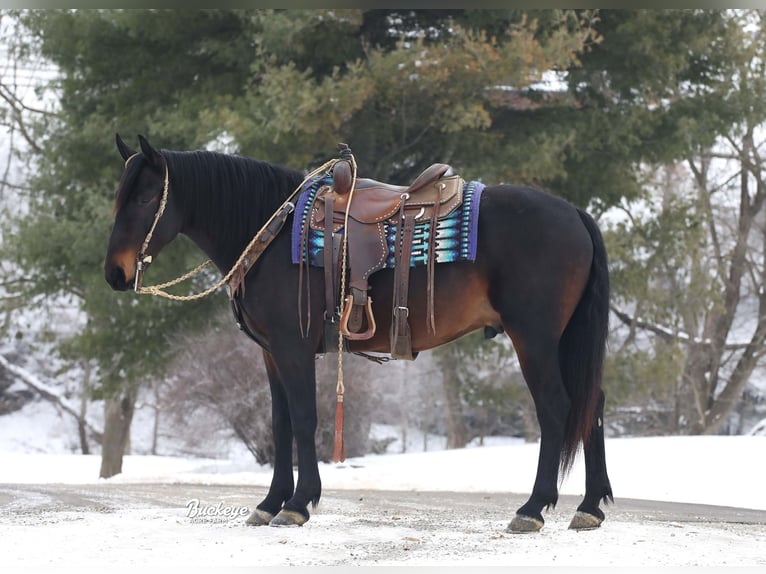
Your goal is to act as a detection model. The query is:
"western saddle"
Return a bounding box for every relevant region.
[305,144,464,360]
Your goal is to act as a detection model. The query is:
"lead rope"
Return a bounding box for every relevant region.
[332,153,356,468]
[333,152,358,464]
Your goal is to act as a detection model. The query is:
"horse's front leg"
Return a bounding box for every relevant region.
[267,347,321,527]
[247,350,296,526]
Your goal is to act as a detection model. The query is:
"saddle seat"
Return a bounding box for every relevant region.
[311,163,463,230]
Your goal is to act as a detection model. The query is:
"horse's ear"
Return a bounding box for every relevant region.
[138,134,164,169]
[115,133,136,162]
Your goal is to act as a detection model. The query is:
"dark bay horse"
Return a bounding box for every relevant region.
[104,135,613,532]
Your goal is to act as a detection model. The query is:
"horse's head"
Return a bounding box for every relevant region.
[104,134,183,291]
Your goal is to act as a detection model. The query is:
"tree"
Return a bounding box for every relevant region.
[428,9,751,443]
[560,10,742,207]
[203,10,602,189]
[6,10,243,474]
[606,10,766,435]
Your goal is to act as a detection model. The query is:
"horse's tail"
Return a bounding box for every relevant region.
[558,209,610,475]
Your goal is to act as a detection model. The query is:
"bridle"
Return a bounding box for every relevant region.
[121,150,341,301]
[123,152,170,293]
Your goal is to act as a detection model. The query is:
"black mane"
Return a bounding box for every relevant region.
[165,150,303,240]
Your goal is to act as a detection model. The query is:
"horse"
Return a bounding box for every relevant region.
[104,134,613,532]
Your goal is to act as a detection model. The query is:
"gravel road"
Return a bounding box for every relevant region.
[1,483,765,566]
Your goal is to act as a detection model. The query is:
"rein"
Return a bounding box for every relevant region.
[129,154,338,302]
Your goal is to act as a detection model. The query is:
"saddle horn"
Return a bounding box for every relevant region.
[332,143,354,196]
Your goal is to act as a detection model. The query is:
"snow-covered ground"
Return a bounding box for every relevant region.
[1,399,765,567]
[1,429,766,567]
[1,434,765,512]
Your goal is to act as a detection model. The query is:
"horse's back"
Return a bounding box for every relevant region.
[478,184,591,247]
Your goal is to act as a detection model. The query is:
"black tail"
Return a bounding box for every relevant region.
[558,209,610,475]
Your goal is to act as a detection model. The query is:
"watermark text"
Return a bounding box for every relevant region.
[185,498,250,523]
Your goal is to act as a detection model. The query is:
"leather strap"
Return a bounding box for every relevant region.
[426,205,439,333]
[391,198,416,360]
[297,195,315,337]
[324,194,336,319]
[230,295,270,351]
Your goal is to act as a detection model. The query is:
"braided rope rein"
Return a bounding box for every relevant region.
[333,152,358,463]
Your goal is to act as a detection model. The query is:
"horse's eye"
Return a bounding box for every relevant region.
[137,194,153,206]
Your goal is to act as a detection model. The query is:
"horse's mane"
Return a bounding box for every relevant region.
[116,149,305,257]
[165,150,303,236]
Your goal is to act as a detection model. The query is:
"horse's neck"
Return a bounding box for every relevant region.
[179,171,295,275]
[182,227,232,274]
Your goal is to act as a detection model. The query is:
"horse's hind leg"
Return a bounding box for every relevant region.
[247,350,295,526]
[569,390,613,530]
[507,334,570,533]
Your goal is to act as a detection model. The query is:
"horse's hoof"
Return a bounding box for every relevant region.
[568,510,603,530]
[245,508,274,526]
[270,509,308,527]
[507,514,544,533]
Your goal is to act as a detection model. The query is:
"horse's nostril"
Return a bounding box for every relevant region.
[106,263,129,291]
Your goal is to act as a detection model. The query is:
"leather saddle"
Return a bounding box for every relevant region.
[312,164,462,229]
[302,147,464,359]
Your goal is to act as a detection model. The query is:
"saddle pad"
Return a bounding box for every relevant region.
[291,176,485,268]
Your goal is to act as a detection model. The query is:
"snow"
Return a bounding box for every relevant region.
[1,434,764,511]
[1,432,765,567]
[1,398,765,567]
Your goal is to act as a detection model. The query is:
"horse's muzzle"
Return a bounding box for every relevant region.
[105,261,132,291]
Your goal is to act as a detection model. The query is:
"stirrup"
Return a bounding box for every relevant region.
[339,294,376,340]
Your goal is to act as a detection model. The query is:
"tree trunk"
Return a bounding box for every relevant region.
[99,388,137,479]
[441,366,468,449]
[683,136,766,435]
[150,408,159,456]
[77,418,90,455]
[150,383,161,455]
[521,391,540,442]
[78,361,91,455]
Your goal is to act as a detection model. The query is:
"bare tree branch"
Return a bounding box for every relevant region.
[0,81,56,117]
[611,305,762,352]
[0,353,102,440]
[0,78,53,155]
